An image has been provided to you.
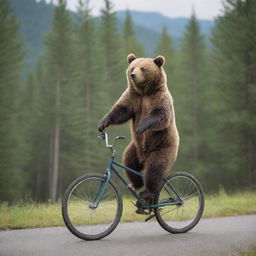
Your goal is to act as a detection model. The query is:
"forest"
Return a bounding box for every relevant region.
[0,0,255,203]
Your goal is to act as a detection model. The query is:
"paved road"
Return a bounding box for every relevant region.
[0,215,256,256]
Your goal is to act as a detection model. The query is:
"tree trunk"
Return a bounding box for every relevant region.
[192,55,198,167]
[245,51,256,186]
[85,81,90,126]
[50,72,61,203]
[48,128,53,199]
[247,138,256,186]
[35,163,40,201]
[85,79,90,134]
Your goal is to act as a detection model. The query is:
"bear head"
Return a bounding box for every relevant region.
[126,53,166,95]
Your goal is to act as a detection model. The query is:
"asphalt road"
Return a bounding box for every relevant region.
[0,215,256,256]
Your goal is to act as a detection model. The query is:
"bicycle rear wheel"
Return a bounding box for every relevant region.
[155,172,204,233]
[62,173,123,240]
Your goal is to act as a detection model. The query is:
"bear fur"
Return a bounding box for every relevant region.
[98,53,179,200]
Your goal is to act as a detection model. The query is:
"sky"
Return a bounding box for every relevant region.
[59,0,224,20]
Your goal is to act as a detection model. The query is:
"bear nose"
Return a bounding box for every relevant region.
[131,73,136,80]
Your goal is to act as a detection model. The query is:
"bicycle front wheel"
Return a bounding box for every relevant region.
[62,173,123,240]
[155,172,204,233]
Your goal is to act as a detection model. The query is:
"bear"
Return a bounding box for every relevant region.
[98,53,179,201]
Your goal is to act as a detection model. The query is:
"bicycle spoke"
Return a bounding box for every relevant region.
[156,173,204,232]
[183,193,200,201]
[64,176,121,238]
[72,192,87,202]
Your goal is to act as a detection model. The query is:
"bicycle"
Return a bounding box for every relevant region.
[62,132,205,241]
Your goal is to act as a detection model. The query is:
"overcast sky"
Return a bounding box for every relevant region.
[58,0,224,20]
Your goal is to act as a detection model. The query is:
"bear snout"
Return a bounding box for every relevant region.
[131,73,136,80]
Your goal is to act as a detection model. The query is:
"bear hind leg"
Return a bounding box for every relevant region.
[122,142,144,190]
[140,151,172,200]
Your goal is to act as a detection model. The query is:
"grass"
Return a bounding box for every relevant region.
[231,247,256,256]
[0,191,256,230]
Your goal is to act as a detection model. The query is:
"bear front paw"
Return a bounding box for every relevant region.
[98,119,109,132]
[136,124,146,135]
[136,127,143,135]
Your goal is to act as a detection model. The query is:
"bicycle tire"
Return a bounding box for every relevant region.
[62,173,123,240]
[155,172,204,234]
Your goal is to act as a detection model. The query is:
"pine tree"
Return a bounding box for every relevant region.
[99,0,125,100]
[122,10,144,57]
[75,0,95,116]
[98,0,131,177]
[175,12,209,175]
[211,0,256,188]
[74,0,113,174]
[21,58,52,201]
[74,0,100,169]
[155,26,176,87]
[0,0,25,201]
[44,0,76,202]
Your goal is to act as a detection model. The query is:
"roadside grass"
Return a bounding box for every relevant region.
[231,247,256,256]
[0,191,256,230]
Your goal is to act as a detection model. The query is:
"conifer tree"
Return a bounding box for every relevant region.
[175,12,209,174]
[44,0,76,202]
[155,26,176,86]
[122,11,144,57]
[74,0,99,169]
[0,0,26,201]
[98,0,131,175]
[21,58,52,201]
[211,0,256,188]
[99,0,125,100]
[74,0,113,172]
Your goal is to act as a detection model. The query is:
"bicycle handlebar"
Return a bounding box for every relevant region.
[97,132,125,149]
[116,136,125,140]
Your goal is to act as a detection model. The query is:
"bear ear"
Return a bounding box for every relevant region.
[154,55,165,67]
[127,53,136,64]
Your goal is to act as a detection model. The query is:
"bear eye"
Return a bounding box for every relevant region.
[141,67,145,71]
[131,67,134,72]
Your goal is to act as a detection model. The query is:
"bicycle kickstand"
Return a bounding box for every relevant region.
[145,213,156,222]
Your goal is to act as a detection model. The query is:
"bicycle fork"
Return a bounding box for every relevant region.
[89,168,111,209]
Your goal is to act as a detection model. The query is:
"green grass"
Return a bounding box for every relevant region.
[0,191,256,230]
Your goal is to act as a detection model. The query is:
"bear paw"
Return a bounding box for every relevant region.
[139,190,156,200]
[98,118,109,132]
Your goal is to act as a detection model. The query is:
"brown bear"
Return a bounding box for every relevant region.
[98,53,179,200]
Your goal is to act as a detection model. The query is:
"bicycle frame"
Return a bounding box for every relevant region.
[95,155,182,209]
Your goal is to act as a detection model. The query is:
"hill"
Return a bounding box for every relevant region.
[10,0,214,72]
[116,10,213,38]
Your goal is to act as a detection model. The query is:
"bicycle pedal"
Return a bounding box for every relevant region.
[135,208,149,215]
